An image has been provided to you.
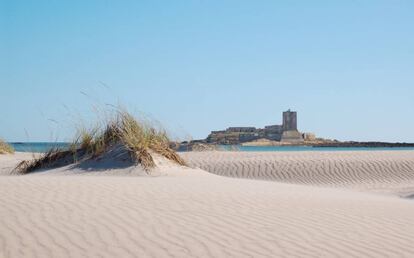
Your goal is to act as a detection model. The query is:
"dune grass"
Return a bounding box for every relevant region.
[14,148,73,174]
[0,139,14,154]
[14,109,186,174]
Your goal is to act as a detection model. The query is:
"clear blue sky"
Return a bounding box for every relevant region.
[1,1,414,142]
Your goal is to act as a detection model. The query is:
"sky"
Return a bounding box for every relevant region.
[1,0,414,142]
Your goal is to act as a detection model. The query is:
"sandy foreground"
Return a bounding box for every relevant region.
[1,151,414,257]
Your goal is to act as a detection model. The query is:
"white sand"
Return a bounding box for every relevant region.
[0,152,33,176]
[182,151,414,196]
[1,151,414,257]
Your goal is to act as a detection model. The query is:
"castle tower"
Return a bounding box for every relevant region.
[281,109,303,143]
[282,109,297,131]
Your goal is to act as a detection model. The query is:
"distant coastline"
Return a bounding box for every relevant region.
[239,138,414,147]
[190,109,414,150]
[175,140,414,152]
[310,141,414,148]
[10,141,414,153]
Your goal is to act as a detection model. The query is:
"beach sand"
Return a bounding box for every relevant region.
[1,151,414,257]
[182,151,414,197]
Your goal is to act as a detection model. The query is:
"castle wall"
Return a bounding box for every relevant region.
[227,127,256,133]
[281,130,304,143]
[206,110,302,144]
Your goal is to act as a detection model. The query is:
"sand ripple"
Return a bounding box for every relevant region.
[1,176,414,257]
[183,151,414,195]
[1,151,414,257]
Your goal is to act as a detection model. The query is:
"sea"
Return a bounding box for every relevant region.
[9,142,414,153]
[10,142,71,153]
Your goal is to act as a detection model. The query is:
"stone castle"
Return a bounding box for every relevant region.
[206,110,304,144]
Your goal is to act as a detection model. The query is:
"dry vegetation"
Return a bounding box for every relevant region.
[14,109,186,174]
[0,139,14,154]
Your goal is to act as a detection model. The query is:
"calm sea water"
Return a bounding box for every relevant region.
[9,142,414,153]
[10,142,70,153]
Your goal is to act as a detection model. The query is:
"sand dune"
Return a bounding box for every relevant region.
[0,152,33,176]
[183,151,414,196]
[1,151,414,257]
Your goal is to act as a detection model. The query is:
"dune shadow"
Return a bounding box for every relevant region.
[73,147,137,171]
[404,194,414,199]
